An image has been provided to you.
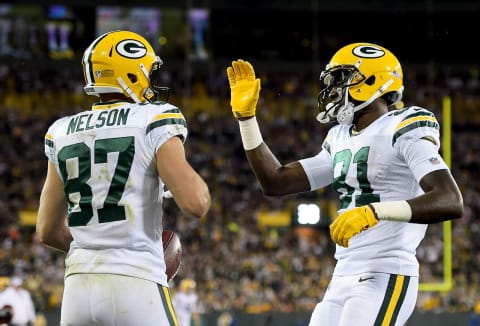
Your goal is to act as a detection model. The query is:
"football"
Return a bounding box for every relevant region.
[162,229,182,281]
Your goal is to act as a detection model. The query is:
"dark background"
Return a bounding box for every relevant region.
[3,0,479,66]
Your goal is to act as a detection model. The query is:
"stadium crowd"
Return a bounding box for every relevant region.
[0,59,479,319]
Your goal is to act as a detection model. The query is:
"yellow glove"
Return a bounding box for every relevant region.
[329,205,378,247]
[226,59,261,118]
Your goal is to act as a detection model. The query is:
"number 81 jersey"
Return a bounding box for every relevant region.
[44,101,187,285]
[300,106,448,276]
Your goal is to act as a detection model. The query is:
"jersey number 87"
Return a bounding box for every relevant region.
[58,136,134,227]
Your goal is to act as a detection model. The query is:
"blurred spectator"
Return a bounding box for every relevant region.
[217,311,237,326]
[172,278,201,326]
[0,277,36,326]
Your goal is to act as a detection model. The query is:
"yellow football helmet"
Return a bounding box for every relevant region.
[179,278,196,291]
[82,30,164,103]
[316,42,404,125]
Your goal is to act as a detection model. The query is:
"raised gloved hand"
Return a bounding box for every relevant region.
[330,205,379,247]
[226,59,261,118]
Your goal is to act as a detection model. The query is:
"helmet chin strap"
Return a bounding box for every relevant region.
[115,62,159,104]
[117,77,141,103]
[336,78,395,125]
[316,107,332,123]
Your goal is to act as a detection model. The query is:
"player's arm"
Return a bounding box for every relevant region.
[36,160,72,252]
[226,59,311,195]
[407,165,463,223]
[244,144,311,195]
[371,138,464,224]
[156,136,211,218]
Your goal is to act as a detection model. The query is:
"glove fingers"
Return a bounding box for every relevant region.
[235,60,254,81]
[243,61,255,81]
[330,215,353,247]
[329,220,343,246]
[226,66,236,87]
[337,229,349,247]
[232,60,244,80]
[230,59,256,81]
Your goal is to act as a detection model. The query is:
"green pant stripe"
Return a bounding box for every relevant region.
[158,284,178,326]
[390,276,410,324]
[374,274,410,326]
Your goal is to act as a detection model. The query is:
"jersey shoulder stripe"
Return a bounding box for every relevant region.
[151,108,184,122]
[322,140,331,154]
[146,108,186,134]
[44,116,68,146]
[392,108,439,145]
[45,133,54,148]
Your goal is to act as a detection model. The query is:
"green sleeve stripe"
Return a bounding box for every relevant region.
[389,108,409,116]
[45,138,54,148]
[146,118,186,134]
[401,110,434,121]
[163,108,181,114]
[392,120,439,145]
[322,141,331,154]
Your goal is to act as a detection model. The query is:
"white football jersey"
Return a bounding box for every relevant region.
[300,106,449,276]
[44,101,188,286]
[172,291,199,326]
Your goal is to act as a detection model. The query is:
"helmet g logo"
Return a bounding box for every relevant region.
[116,39,147,58]
[352,45,385,58]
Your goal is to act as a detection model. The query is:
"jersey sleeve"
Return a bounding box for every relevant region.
[402,138,449,182]
[298,132,334,190]
[44,121,59,163]
[146,105,188,152]
[392,107,441,150]
[393,107,448,181]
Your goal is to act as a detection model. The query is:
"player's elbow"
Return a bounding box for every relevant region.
[35,218,49,245]
[36,228,47,245]
[446,191,464,220]
[260,179,293,196]
[180,192,211,219]
[35,226,56,249]
[435,188,464,221]
[262,186,285,196]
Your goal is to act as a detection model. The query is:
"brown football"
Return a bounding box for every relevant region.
[162,229,182,281]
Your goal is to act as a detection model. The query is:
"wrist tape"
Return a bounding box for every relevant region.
[238,117,263,150]
[370,200,412,222]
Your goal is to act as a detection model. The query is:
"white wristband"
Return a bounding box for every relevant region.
[238,117,263,150]
[370,200,412,222]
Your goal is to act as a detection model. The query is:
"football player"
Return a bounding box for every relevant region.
[36,30,211,326]
[172,278,201,326]
[226,43,463,325]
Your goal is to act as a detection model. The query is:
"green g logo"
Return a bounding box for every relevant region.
[353,45,385,58]
[116,39,147,58]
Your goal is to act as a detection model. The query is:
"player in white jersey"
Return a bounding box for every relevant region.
[226,42,463,325]
[36,30,211,326]
[172,278,201,326]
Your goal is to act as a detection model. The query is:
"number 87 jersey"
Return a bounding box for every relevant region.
[44,100,187,285]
